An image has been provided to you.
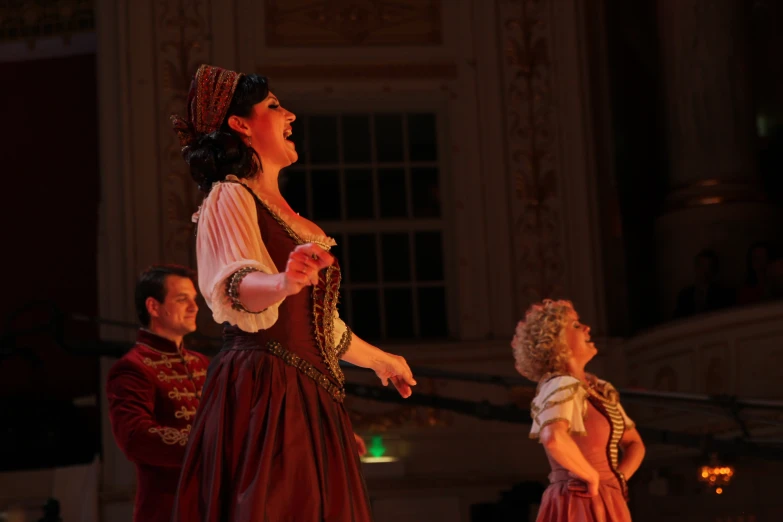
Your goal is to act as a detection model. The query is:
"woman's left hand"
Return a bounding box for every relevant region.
[373,353,417,398]
[353,433,367,457]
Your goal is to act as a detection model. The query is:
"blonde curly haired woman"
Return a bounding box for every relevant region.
[512,299,645,521]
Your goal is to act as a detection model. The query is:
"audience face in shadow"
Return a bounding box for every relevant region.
[674,249,735,319]
[739,242,771,305]
[673,242,783,320]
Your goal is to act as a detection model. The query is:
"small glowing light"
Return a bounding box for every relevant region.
[698,461,735,491]
[368,436,386,458]
[360,456,399,464]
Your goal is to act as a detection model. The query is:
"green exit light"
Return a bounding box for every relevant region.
[369,436,386,458]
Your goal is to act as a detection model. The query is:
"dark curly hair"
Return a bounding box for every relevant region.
[183,74,269,192]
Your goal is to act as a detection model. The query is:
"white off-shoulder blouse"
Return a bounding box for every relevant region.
[194,176,348,346]
[529,375,635,440]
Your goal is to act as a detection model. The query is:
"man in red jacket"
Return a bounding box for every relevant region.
[106,264,209,522]
[107,265,368,522]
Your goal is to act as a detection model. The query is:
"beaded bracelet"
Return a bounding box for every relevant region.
[336,327,353,359]
[226,267,267,313]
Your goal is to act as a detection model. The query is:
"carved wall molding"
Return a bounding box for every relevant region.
[155,0,212,267]
[0,0,94,45]
[497,0,565,315]
[264,0,441,47]
[258,62,457,80]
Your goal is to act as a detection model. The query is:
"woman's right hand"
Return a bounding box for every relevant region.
[280,243,334,295]
[568,470,600,498]
[586,473,600,497]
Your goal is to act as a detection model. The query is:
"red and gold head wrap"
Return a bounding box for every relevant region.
[170,64,243,148]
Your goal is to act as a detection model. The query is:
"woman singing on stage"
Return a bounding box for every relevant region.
[170,64,416,522]
[512,300,645,521]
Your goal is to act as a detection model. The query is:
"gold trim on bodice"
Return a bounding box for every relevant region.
[225,177,336,250]
[231,340,347,402]
[312,265,347,386]
[225,179,349,388]
[585,382,626,472]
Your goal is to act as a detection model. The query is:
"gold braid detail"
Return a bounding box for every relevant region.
[174,406,197,420]
[529,417,587,440]
[264,340,346,402]
[157,371,189,383]
[142,355,182,369]
[226,266,266,313]
[336,327,352,359]
[168,388,197,400]
[222,180,344,384]
[226,180,335,250]
[148,425,191,446]
[312,266,346,385]
[536,382,582,408]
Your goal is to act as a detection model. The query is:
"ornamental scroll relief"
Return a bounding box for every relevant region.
[264,0,442,47]
[498,0,565,314]
[156,0,212,267]
[0,0,94,44]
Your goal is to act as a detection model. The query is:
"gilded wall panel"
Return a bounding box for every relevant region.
[264,0,441,47]
[154,0,213,266]
[497,0,565,315]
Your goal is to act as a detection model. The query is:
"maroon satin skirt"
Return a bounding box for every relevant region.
[535,470,631,522]
[172,346,373,522]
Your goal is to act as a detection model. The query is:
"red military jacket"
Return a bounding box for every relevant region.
[106,329,209,522]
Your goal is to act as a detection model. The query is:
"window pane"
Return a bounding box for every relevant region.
[309,115,338,164]
[329,233,345,270]
[411,167,440,217]
[351,289,381,340]
[414,231,444,281]
[338,287,350,321]
[345,169,374,220]
[343,115,372,163]
[347,234,378,283]
[279,169,308,217]
[381,233,411,282]
[285,110,447,341]
[375,114,404,162]
[378,168,407,218]
[311,170,341,220]
[384,288,414,339]
[290,117,307,163]
[408,113,438,161]
[418,287,447,338]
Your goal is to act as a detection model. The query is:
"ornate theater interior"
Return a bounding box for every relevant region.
[1,1,782,521]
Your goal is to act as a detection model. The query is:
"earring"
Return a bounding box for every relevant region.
[245,134,252,148]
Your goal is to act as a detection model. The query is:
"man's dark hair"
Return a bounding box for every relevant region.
[135,264,197,327]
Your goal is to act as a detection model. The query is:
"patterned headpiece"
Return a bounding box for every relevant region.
[170,64,243,148]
